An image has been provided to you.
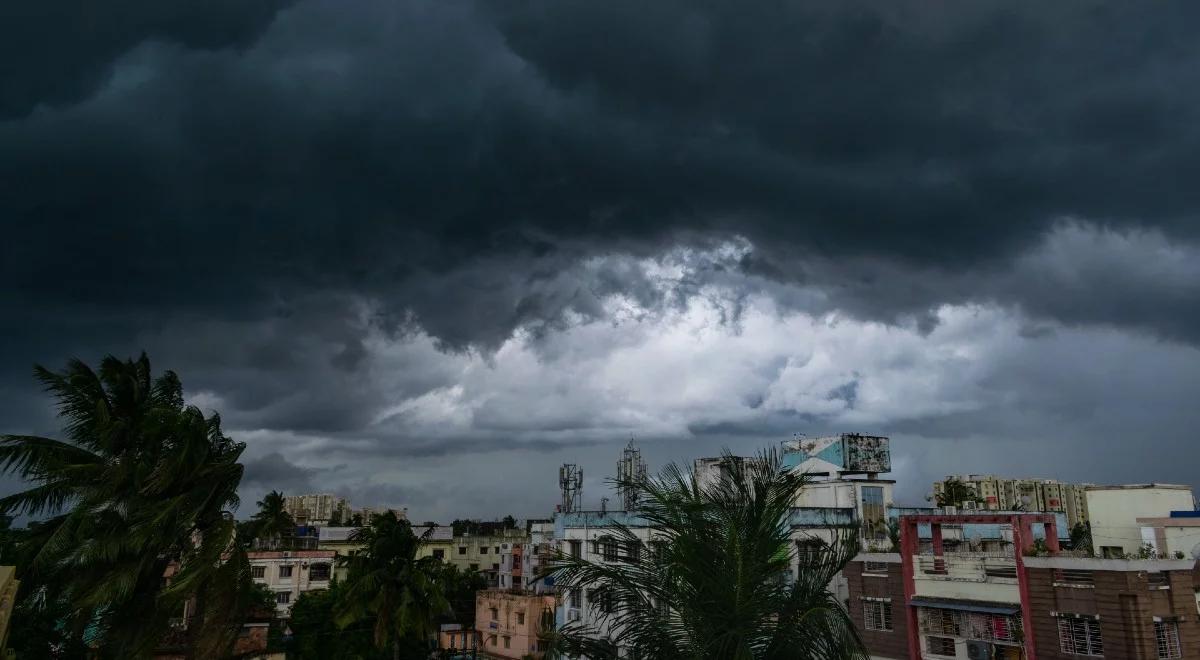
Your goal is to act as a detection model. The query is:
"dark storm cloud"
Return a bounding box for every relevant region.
[4,0,1200,361]
[0,0,296,118]
[241,451,321,494]
[3,0,1200,516]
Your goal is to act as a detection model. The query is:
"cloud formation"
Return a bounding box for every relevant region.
[3,0,1199,519]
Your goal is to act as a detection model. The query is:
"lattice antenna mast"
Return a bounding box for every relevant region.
[559,463,583,513]
[616,439,647,511]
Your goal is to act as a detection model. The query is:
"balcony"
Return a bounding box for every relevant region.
[912,552,1020,603]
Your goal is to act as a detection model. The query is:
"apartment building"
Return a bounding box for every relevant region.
[282,493,350,525]
[846,513,1200,659]
[476,590,555,658]
[247,549,336,616]
[554,510,658,658]
[933,476,1093,528]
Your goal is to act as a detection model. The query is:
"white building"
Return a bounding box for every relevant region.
[1085,483,1195,557]
[553,510,658,658]
[247,549,336,616]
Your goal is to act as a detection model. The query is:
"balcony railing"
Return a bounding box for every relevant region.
[914,553,1019,584]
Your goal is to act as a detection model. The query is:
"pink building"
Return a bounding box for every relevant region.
[475,590,555,658]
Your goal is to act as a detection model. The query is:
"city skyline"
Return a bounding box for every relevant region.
[4,1,1200,521]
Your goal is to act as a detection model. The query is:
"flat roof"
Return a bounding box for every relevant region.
[1084,483,1192,491]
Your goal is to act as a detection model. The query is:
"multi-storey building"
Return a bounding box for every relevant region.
[932,476,1094,528]
[846,512,1200,659]
[247,549,336,617]
[282,493,351,525]
[475,590,555,658]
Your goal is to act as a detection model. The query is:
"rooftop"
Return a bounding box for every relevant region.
[1084,483,1192,491]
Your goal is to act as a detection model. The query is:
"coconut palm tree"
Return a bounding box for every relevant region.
[544,448,868,660]
[0,354,252,658]
[250,490,296,546]
[335,512,451,659]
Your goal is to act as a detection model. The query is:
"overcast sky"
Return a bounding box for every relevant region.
[4,1,1200,521]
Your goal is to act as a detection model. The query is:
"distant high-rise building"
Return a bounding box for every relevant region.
[282,493,351,525]
[932,475,1093,528]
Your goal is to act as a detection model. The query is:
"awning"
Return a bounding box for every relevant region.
[909,598,1020,615]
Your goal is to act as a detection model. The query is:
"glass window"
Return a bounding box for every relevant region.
[458,546,466,555]
[275,591,291,604]
[278,565,293,578]
[432,549,445,560]
[309,563,331,581]
[480,547,488,555]
[251,566,265,579]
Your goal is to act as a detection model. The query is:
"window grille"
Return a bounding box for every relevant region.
[1058,616,1103,656]
[864,561,889,573]
[1155,621,1181,659]
[863,601,893,631]
[926,636,956,656]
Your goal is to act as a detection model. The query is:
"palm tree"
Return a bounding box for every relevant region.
[0,354,252,658]
[335,511,451,658]
[544,448,868,660]
[251,490,296,546]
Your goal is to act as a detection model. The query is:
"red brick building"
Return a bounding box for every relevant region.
[846,513,1200,659]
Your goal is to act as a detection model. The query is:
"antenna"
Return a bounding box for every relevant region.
[559,463,583,513]
[616,438,647,511]
[600,497,609,514]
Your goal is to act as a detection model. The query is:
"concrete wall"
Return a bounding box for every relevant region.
[1086,486,1195,556]
[476,590,554,659]
[247,550,335,616]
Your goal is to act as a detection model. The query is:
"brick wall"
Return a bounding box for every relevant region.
[1026,566,1200,660]
[845,560,909,659]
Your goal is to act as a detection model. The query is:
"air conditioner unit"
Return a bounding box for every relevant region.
[963,501,977,510]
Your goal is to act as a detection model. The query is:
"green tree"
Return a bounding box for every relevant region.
[290,581,383,659]
[251,490,296,544]
[0,354,255,658]
[934,478,979,508]
[544,448,867,660]
[1069,521,1092,553]
[437,563,488,626]
[335,511,451,658]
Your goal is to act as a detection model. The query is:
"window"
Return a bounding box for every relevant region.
[1100,546,1123,559]
[627,540,642,563]
[1156,621,1181,659]
[1058,616,1103,656]
[432,549,445,560]
[926,636,955,656]
[600,536,618,562]
[796,539,826,564]
[251,566,266,579]
[569,540,582,558]
[1056,569,1095,585]
[488,635,497,647]
[495,546,500,554]
[517,612,525,625]
[275,591,291,605]
[278,565,293,578]
[469,563,479,571]
[1147,572,1169,589]
[490,607,498,621]
[458,546,467,555]
[480,546,488,555]
[309,563,331,581]
[503,636,511,649]
[863,601,893,631]
[493,563,499,571]
[569,588,581,608]
[864,561,889,574]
